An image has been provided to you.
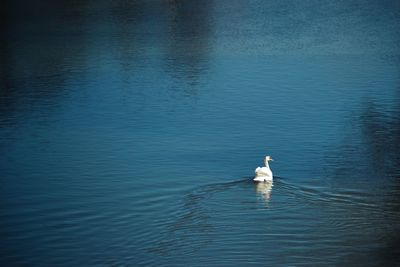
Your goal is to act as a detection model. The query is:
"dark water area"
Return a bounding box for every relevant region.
[1,0,400,266]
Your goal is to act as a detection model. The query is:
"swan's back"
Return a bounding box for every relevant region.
[254,167,273,182]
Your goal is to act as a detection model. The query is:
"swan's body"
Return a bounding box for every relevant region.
[253,156,273,182]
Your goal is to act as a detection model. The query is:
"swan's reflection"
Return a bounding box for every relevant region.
[255,181,273,202]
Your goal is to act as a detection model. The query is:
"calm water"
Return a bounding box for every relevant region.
[1,0,400,266]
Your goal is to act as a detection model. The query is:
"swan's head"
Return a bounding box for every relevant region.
[264,156,273,165]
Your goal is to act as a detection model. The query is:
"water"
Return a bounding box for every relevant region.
[1,0,400,266]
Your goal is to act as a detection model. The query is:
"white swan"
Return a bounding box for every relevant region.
[253,156,273,182]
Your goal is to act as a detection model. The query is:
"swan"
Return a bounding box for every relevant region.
[253,156,273,182]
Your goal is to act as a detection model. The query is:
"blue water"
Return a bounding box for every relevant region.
[1,0,400,266]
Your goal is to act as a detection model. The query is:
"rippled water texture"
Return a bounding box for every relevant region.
[1,0,400,266]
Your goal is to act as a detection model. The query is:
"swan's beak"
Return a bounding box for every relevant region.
[270,158,274,161]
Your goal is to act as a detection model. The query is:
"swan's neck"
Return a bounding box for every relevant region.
[264,161,270,169]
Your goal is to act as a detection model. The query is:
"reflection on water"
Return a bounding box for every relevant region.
[255,181,273,202]
[1,0,400,266]
[163,0,211,88]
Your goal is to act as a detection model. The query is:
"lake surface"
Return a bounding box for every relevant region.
[1,0,400,266]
